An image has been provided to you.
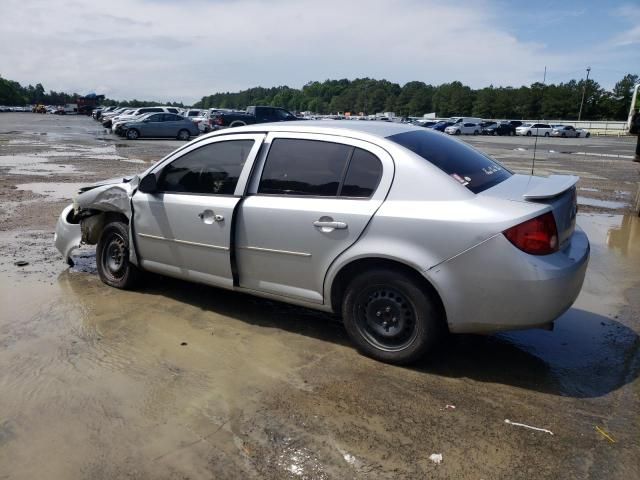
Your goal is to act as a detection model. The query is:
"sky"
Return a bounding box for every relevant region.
[0,0,638,104]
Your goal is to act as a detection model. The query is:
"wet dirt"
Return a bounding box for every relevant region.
[1,114,639,479]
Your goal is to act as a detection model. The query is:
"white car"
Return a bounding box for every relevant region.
[576,128,590,138]
[445,122,481,135]
[516,123,553,137]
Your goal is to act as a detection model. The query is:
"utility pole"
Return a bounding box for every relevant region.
[578,66,591,121]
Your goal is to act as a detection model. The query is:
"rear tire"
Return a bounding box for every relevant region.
[96,221,140,289]
[177,129,190,141]
[342,268,443,364]
[544,132,550,137]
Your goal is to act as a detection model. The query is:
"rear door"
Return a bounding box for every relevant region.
[132,134,264,287]
[236,133,394,303]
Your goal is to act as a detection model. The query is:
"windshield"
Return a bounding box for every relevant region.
[387,130,512,194]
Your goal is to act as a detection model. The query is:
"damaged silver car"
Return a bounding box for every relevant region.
[55,122,589,364]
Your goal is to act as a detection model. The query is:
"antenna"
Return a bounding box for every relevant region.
[531,66,547,175]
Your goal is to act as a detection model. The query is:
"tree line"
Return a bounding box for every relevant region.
[195,74,638,120]
[1,73,637,120]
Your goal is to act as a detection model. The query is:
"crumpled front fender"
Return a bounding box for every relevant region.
[54,204,82,265]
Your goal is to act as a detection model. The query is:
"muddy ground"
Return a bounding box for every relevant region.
[0,113,639,479]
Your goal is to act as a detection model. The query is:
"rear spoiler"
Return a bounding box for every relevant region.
[522,175,579,200]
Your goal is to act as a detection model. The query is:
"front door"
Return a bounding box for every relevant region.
[236,133,393,303]
[132,134,264,287]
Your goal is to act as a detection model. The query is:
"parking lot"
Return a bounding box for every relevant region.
[1,113,639,479]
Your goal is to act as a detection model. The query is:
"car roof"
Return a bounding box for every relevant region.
[219,120,425,140]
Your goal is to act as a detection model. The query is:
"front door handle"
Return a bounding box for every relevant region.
[313,220,347,230]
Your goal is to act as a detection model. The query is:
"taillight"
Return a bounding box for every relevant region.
[503,212,558,255]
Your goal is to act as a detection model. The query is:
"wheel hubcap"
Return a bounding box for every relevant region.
[104,234,126,278]
[355,286,417,351]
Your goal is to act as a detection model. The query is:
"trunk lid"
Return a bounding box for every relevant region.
[481,174,578,246]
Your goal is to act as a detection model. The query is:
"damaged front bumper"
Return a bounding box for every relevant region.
[54,204,82,265]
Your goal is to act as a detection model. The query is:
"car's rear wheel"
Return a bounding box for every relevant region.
[126,129,139,140]
[96,221,140,289]
[474,130,479,135]
[177,129,190,141]
[342,268,442,364]
[544,132,550,137]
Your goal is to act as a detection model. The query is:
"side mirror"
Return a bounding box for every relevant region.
[138,173,158,194]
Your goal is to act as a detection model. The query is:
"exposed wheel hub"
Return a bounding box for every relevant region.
[355,287,417,351]
[366,298,405,338]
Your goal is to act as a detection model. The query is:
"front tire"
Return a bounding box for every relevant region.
[126,129,139,140]
[526,131,532,136]
[96,221,140,289]
[342,268,443,364]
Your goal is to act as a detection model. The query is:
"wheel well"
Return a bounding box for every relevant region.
[330,258,447,329]
[80,211,129,245]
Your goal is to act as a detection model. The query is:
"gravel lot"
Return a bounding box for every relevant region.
[1,113,639,479]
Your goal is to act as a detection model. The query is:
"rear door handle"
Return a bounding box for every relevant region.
[313,220,348,230]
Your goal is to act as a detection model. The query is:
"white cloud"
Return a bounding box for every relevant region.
[0,0,606,103]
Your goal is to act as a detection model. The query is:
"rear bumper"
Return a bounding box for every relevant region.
[430,227,590,333]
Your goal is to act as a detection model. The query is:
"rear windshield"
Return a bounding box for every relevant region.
[387,130,512,193]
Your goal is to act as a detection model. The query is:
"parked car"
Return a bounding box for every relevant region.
[183,109,203,119]
[430,121,454,132]
[54,122,588,364]
[450,116,483,125]
[445,122,481,135]
[516,123,553,136]
[120,112,200,140]
[412,119,438,128]
[551,125,579,138]
[210,105,298,129]
[483,121,517,136]
[112,107,181,134]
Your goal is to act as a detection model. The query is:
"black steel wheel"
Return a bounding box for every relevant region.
[342,268,443,364]
[96,221,140,289]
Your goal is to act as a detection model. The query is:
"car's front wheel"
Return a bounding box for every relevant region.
[342,268,443,364]
[96,221,140,289]
[126,129,139,140]
[526,131,532,136]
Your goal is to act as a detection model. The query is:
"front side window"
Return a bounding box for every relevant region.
[159,140,255,195]
[146,113,164,122]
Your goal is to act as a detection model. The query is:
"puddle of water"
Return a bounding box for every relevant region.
[577,196,629,209]
[16,183,86,201]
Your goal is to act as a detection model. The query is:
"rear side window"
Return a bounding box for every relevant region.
[341,149,382,197]
[388,130,511,193]
[259,139,351,196]
[159,140,255,195]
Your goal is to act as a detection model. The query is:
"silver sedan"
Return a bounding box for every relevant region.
[55,122,589,364]
[551,125,579,137]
